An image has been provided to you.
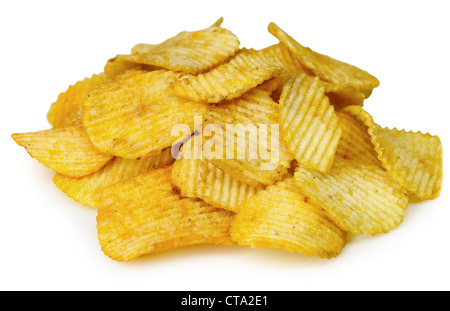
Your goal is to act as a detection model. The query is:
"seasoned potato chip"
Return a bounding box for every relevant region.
[342,106,443,199]
[97,166,234,262]
[293,155,408,235]
[47,73,107,127]
[12,121,112,177]
[53,148,174,207]
[231,180,346,258]
[105,21,239,77]
[279,72,341,173]
[336,111,380,166]
[172,141,263,212]
[204,89,293,186]
[269,22,379,98]
[171,47,285,104]
[104,57,157,78]
[82,70,208,159]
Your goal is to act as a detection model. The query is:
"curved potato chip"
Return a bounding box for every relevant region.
[97,166,234,262]
[171,141,263,212]
[104,57,158,78]
[293,155,408,235]
[171,47,284,104]
[53,148,175,207]
[12,122,112,177]
[231,180,346,258]
[336,111,380,166]
[82,70,208,159]
[106,21,240,77]
[205,89,293,186]
[47,73,107,127]
[342,106,443,199]
[279,72,341,173]
[269,22,379,98]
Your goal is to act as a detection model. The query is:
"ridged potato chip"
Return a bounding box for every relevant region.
[104,57,157,79]
[231,180,346,258]
[269,22,379,98]
[53,148,175,207]
[342,106,443,199]
[293,155,408,235]
[12,121,112,177]
[279,72,341,173]
[82,70,208,159]
[172,141,263,212]
[205,89,293,186]
[97,166,234,262]
[323,82,366,108]
[47,73,107,127]
[105,19,239,77]
[171,46,285,104]
[336,111,380,166]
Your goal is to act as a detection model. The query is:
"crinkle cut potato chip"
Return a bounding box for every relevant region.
[279,72,341,173]
[293,155,408,235]
[268,22,380,99]
[12,121,112,177]
[104,57,158,79]
[53,148,175,208]
[171,46,285,104]
[231,180,346,258]
[172,139,263,212]
[336,111,380,166]
[342,106,443,200]
[105,18,240,77]
[97,166,234,262]
[81,70,208,159]
[205,89,293,186]
[47,73,107,127]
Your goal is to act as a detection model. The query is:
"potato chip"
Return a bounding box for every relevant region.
[171,47,285,104]
[105,20,240,78]
[231,180,346,258]
[47,73,107,127]
[204,89,293,186]
[342,106,443,199]
[293,155,408,235]
[268,22,380,98]
[104,57,157,79]
[336,111,380,166]
[53,148,174,207]
[81,70,208,159]
[97,166,234,262]
[171,141,263,212]
[12,121,112,177]
[279,72,341,173]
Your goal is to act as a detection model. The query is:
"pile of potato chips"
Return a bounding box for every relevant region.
[12,18,443,262]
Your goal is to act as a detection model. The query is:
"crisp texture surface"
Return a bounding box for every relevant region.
[97,166,234,262]
[12,122,112,177]
[231,181,346,258]
[82,70,208,159]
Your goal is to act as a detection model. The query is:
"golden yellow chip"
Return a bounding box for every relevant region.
[231,180,346,258]
[47,73,107,127]
[336,111,380,166]
[342,106,443,199]
[53,148,175,208]
[97,166,234,262]
[12,121,112,177]
[171,141,263,212]
[279,72,341,173]
[204,89,293,186]
[171,47,284,104]
[104,57,157,79]
[293,155,408,235]
[268,22,380,98]
[81,70,208,159]
[105,20,239,78]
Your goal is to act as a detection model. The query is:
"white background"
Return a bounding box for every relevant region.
[1,0,449,291]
